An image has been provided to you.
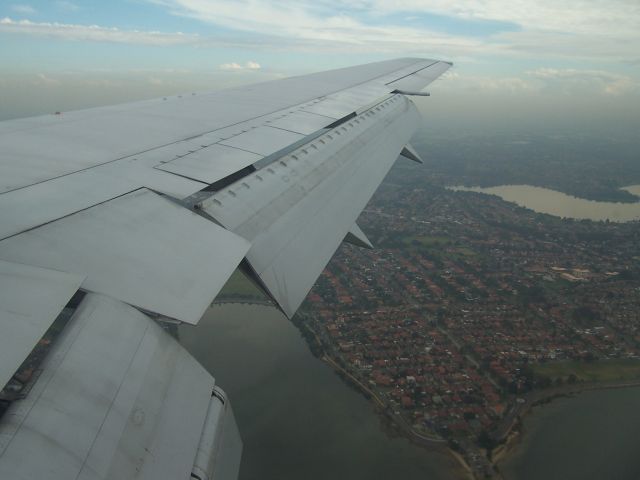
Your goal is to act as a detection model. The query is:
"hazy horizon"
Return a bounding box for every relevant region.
[2,1,639,139]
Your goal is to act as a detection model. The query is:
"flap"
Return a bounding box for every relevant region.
[0,294,220,480]
[0,260,84,389]
[0,189,250,324]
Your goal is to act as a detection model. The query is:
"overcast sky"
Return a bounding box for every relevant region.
[1,0,639,131]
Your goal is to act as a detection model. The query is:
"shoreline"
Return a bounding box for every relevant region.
[297,319,474,479]
[303,315,640,479]
[491,379,640,476]
[212,297,273,307]
[213,300,640,479]
[211,301,475,477]
[323,349,474,479]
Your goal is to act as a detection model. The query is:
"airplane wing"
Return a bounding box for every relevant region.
[0,57,451,479]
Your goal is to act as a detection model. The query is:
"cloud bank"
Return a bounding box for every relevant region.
[0,17,198,46]
[3,1,639,62]
[219,61,261,71]
[149,0,640,61]
[10,4,36,14]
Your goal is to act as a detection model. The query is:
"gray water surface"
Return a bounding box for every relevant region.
[500,387,640,480]
[450,185,640,222]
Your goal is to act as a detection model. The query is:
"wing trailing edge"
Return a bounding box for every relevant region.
[200,94,422,317]
[0,260,84,391]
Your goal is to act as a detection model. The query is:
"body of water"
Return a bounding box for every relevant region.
[178,303,466,480]
[500,387,640,480]
[450,185,640,222]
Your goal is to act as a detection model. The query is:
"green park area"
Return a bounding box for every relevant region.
[533,359,640,384]
[217,270,265,300]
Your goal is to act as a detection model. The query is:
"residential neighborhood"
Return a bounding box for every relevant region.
[299,179,640,477]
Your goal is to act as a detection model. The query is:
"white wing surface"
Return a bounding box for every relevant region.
[0,260,84,390]
[0,294,241,480]
[0,57,451,479]
[200,94,420,317]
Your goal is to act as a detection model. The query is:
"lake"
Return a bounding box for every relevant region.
[499,387,640,480]
[178,303,466,480]
[450,185,640,222]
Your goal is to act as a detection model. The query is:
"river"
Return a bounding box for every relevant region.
[450,185,640,222]
[499,387,640,480]
[178,303,466,480]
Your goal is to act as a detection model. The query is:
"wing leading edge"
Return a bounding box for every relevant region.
[0,57,451,479]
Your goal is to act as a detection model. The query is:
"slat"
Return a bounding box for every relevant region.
[155,144,262,184]
[0,293,217,480]
[0,189,250,324]
[0,260,84,389]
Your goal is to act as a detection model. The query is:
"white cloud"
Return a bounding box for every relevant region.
[219,63,242,70]
[33,73,60,86]
[526,68,639,95]
[55,1,80,11]
[3,1,639,66]
[491,30,639,62]
[432,67,640,97]
[0,17,199,46]
[151,0,484,55]
[370,1,640,38]
[435,71,536,94]
[219,61,261,71]
[150,0,640,61]
[11,4,35,14]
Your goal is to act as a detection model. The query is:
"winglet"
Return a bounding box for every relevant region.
[344,223,373,249]
[400,144,423,164]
